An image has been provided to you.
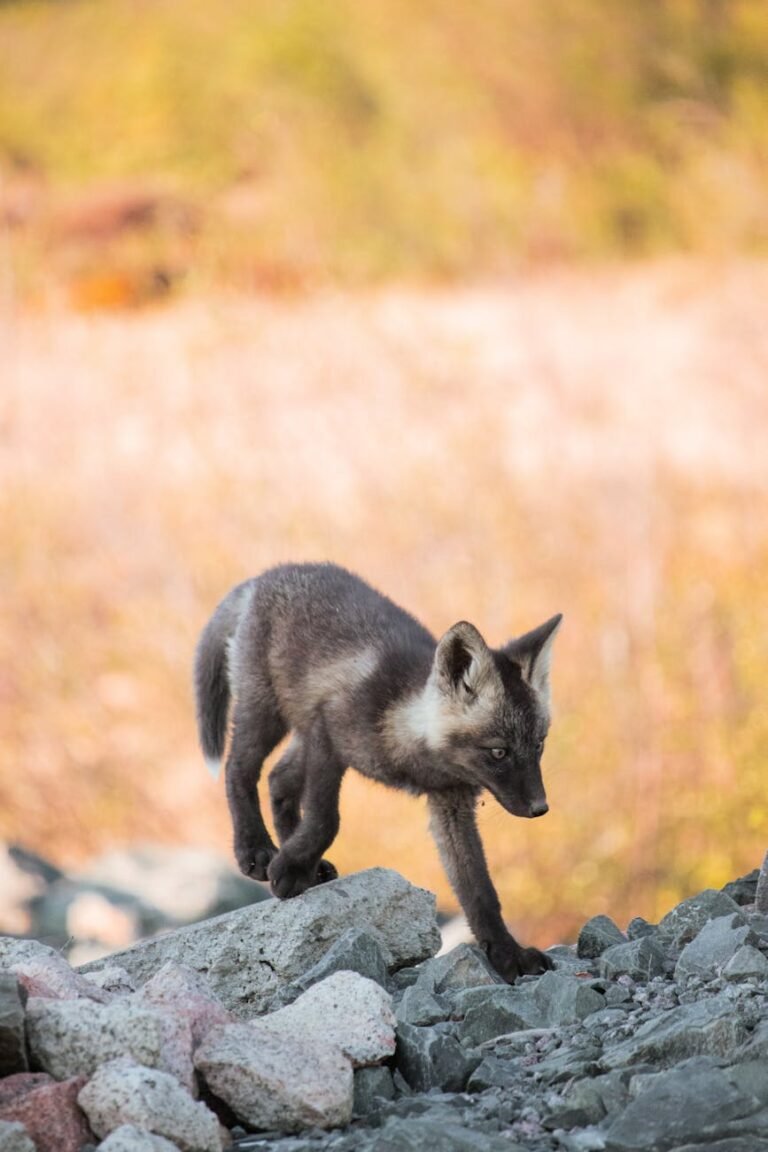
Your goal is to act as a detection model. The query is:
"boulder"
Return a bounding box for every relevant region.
[25,996,194,1091]
[278,927,390,1004]
[723,944,768,982]
[78,869,440,1016]
[0,976,27,1077]
[420,945,503,993]
[195,1023,353,1132]
[78,1058,221,1152]
[532,971,605,1026]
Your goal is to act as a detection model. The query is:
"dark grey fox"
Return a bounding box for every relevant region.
[194,563,562,982]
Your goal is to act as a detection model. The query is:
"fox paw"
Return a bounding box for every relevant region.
[268,852,317,900]
[315,858,338,884]
[486,939,554,983]
[235,843,277,883]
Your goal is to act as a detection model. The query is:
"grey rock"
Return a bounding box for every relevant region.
[670,1140,768,1152]
[98,1125,181,1152]
[577,915,627,959]
[723,943,768,981]
[603,1061,763,1152]
[532,971,605,1025]
[604,984,633,1006]
[195,1022,353,1132]
[395,984,448,1026]
[533,1038,603,1084]
[726,1059,768,1106]
[626,917,657,940]
[600,937,668,982]
[353,1066,395,1117]
[279,928,389,1004]
[466,1054,517,1091]
[78,869,440,1016]
[25,995,194,1089]
[421,945,503,993]
[0,1122,35,1152]
[674,914,755,981]
[562,1071,631,1125]
[78,1058,222,1151]
[453,986,545,1047]
[748,913,768,941]
[603,994,748,1069]
[396,1022,477,1093]
[0,974,27,1076]
[363,1115,521,1152]
[757,850,768,914]
[546,944,590,971]
[721,868,760,907]
[657,889,742,954]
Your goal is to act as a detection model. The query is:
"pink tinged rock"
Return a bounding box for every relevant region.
[195,1023,353,1133]
[0,938,110,1004]
[25,996,195,1092]
[251,970,396,1067]
[0,1075,92,1152]
[81,966,137,996]
[137,963,234,1047]
[0,1121,36,1152]
[0,1075,53,1109]
[98,1123,184,1151]
[78,1058,222,1152]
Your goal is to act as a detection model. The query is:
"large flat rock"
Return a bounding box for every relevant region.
[78,869,440,1016]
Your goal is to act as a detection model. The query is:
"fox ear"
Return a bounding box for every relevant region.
[503,613,563,702]
[434,621,494,700]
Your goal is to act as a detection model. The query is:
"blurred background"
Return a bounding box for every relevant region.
[1,0,767,953]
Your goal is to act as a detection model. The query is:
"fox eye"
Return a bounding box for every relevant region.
[488,747,508,762]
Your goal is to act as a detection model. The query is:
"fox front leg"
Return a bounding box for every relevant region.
[427,787,553,982]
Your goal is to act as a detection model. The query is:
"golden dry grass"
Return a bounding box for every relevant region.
[2,260,767,943]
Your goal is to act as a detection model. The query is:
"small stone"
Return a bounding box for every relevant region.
[599,937,667,982]
[137,963,233,1047]
[0,975,27,1077]
[0,1074,91,1152]
[353,1066,395,1117]
[0,938,109,1003]
[577,915,626,959]
[723,944,768,982]
[396,984,449,1026]
[453,986,545,1047]
[423,945,504,993]
[626,917,657,940]
[195,1022,352,1132]
[674,914,756,982]
[98,1125,181,1152]
[0,1121,35,1152]
[532,971,605,1026]
[78,1058,221,1152]
[603,995,748,1069]
[280,927,390,1003]
[395,1023,478,1093]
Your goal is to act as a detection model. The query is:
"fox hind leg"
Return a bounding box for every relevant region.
[225,699,286,881]
[268,738,338,886]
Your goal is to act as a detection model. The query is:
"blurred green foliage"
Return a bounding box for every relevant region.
[2,0,768,287]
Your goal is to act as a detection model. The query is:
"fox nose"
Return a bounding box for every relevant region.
[528,800,549,818]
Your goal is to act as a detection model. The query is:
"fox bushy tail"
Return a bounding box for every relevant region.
[194,581,251,778]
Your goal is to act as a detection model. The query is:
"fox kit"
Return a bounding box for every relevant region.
[194,563,562,982]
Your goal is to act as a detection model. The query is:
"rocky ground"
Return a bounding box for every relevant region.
[1,860,767,1152]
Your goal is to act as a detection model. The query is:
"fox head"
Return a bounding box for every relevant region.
[419,613,563,818]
